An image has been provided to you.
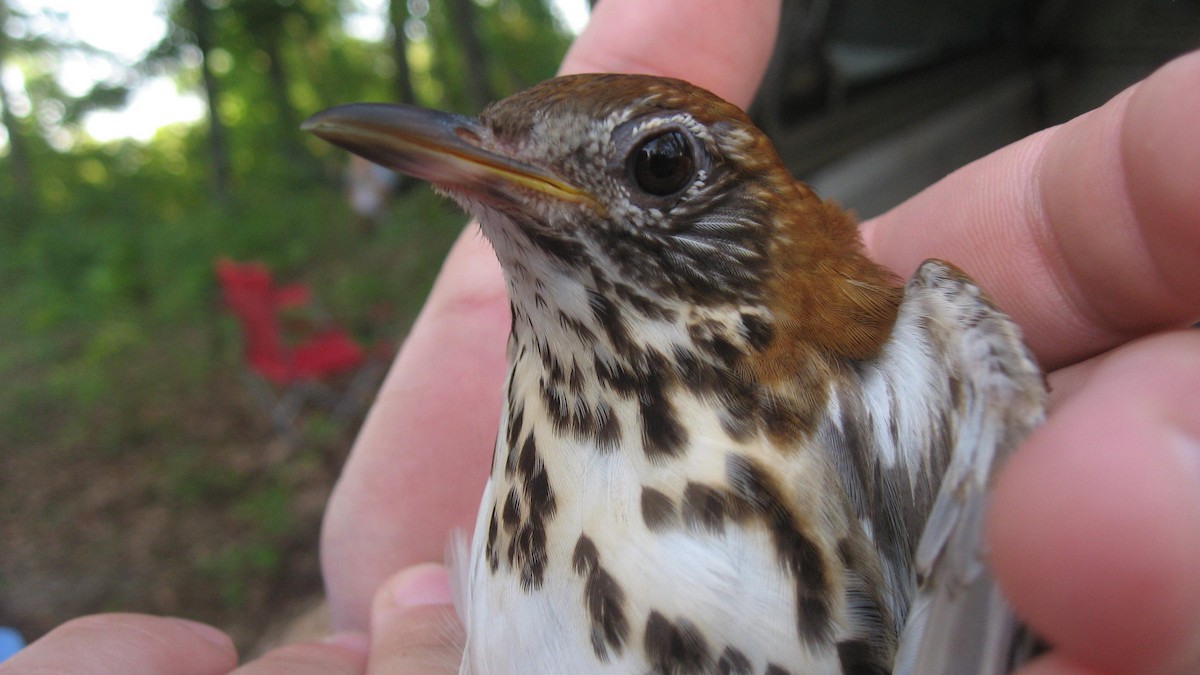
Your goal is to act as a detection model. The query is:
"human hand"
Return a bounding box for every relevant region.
[319,1,1200,673]
[0,564,460,675]
[859,49,1200,675]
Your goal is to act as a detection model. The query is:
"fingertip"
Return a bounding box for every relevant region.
[1012,652,1107,675]
[367,564,462,674]
[1122,50,1200,316]
[2,614,238,675]
[990,332,1200,674]
[320,630,371,655]
[560,0,780,108]
[169,616,237,652]
[375,563,455,612]
[235,636,368,675]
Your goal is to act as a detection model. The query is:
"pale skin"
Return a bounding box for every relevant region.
[5,1,1199,673]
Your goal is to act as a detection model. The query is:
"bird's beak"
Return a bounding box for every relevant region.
[302,103,591,206]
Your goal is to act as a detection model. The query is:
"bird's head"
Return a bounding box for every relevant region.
[304,74,901,369]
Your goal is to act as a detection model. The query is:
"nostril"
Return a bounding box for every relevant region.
[456,126,483,145]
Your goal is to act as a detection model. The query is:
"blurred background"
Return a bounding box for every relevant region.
[0,0,1196,655]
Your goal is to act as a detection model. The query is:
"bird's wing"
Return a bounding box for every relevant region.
[879,259,1047,675]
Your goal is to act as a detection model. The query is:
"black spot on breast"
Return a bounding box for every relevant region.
[506,522,547,590]
[640,487,677,531]
[596,354,640,397]
[687,320,744,367]
[524,459,554,517]
[762,395,815,444]
[709,334,742,367]
[567,360,584,396]
[541,381,570,433]
[644,611,711,674]
[716,647,751,674]
[836,639,891,675]
[572,535,629,661]
[764,665,792,675]
[548,358,565,386]
[595,400,621,450]
[528,227,585,266]
[516,435,538,480]
[716,375,760,442]
[506,435,557,589]
[672,346,717,391]
[561,313,597,343]
[502,488,520,531]
[485,506,499,571]
[505,405,524,475]
[540,375,610,443]
[571,534,599,573]
[740,313,775,351]
[588,289,632,354]
[640,372,687,460]
[726,454,832,646]
[615,282,677,322]
[682,482,727,533]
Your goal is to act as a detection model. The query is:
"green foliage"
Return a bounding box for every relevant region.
[420,0,571,111]
[196,540,283,608]
[0,0,573,629]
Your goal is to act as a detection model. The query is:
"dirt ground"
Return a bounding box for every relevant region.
[0,370,363,653]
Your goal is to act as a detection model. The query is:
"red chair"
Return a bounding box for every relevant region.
[215,258,385,436]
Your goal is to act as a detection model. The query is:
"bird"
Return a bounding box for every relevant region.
[304,73,1047,675]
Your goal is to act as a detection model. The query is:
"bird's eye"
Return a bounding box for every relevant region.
[630,130,695,196]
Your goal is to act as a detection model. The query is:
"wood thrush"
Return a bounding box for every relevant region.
[304,74,1047,674]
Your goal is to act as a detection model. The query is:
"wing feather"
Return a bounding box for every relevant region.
[888,260,1047,675]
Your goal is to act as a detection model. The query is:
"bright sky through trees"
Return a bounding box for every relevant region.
[3,0,589,143]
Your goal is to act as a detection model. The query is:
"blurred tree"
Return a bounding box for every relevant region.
[228,0,302,135]
[177,0,233,202]
[417,0,571,112]
[225,0,338,170]
[447,0,495,110]
[0,0,37,217]
[387,0,417,105]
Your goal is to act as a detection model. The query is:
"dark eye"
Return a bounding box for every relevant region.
[630,130,695,196]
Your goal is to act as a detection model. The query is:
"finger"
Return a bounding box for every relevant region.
[1012,653,1107,675]
[862,50,1200,370]
[231,633,367,675]
[323,0,784,631]
[989,331,1200,675]
[561,0,781,108]
[367,564,463,675]
[323,228,508,630]
[0,614,236,675]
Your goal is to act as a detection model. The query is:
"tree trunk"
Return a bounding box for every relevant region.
[447,0,494,110]
[184,0,232,203]
[388,0,417,105]
[261,31,314,174]
[262,34,299,135]
[0,0,36,217]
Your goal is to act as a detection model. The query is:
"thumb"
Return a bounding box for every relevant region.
[367,564,464,675]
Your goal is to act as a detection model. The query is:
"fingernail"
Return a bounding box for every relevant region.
[389,564,453,608]
[1169,425,1200,486]
[170,618,232,650]
[322,630,370,655]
